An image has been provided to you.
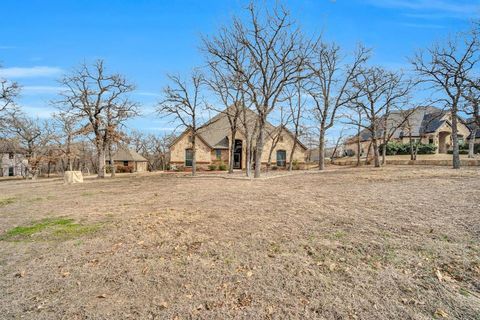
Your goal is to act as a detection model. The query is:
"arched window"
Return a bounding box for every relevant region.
[185,149,193,167]
[276,150,286,167]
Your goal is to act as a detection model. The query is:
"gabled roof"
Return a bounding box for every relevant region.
[350,106,448,142]
[112,147,147,162]
[171,106,291,150]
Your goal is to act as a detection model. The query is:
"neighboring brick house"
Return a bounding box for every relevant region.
[108,147,148,172]
[344,106,472,155]
[0,139,28,177]
[169,107,307,170]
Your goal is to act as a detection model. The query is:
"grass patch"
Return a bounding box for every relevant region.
[81,191,95,197]
[0,218,101,241]
[0,197,16,207]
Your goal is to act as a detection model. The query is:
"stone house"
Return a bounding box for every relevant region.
[344,106,472,155]
[0,139,28,177]
[108,147,148,172]
[169,108,307,170]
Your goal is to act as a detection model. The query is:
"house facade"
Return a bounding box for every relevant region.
[0,140,28,177]
[344,107,472,155]
[107,147,148,173]
[169,108,307,170]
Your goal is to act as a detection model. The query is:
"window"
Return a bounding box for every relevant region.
[8,152,14,159]
[185,149,193,167]
[215,149,222,160]
[276,150,287,167]
[429,138,434,144]
[123,161,129,167]
[278,135,284,142]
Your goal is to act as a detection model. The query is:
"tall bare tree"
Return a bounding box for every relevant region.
[157,72,204,176]
[463,80,480,158]
[204,59,245,173]
[56,60,138,178]
[306,43,370,170]
[203,3,313,177]
[348,67,412,167]
[411,26,479,168]
[52,111,85,171]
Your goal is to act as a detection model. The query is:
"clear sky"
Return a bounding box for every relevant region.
[0,0,478,141]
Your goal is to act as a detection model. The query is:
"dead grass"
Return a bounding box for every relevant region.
[0,166,479,319]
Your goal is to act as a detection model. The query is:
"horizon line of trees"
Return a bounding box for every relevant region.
[1,2,480,179]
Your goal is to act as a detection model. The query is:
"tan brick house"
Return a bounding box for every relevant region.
[108,147,148,172]
[169,108,307,170]
[344,106,472,155]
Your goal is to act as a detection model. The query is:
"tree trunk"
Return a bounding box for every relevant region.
[451,109,460,169]
[97,147,106,178]
[356,134,361,167]
[372,137,380,168]
[109,147,115,178]
[468,127,476,158]
[245,142,252,178]
[288,141,298,171]
[254,121,265,178]
[318,127,326,170]
[229,130,236,174]
[192,135,197,176]
[381,143,387,165]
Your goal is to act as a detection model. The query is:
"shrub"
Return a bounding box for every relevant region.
[416,143,437,154]
[207,164,217,171]
[218,163,227,171]
[381,142,436,155]
[116,165,134,173]
[447,149,469,154]
[292,160,300,170]
[271,166,278,170]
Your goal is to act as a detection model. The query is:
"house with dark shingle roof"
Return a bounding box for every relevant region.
[344,106,472,155]
[169,107,307,170]
[107,147,148,172]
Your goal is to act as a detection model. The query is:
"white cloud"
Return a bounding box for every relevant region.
[0,66,63,78]
[366,0,480,19]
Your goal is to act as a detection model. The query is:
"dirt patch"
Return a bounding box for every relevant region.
[0,166,479,319]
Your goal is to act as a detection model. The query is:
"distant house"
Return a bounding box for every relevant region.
[466,120,480,144]
[344,106,472,155]
[169,107,307,170]
[0,139,28,177]
[108,147,148,172]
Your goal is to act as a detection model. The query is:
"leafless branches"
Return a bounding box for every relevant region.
[157,71,204,176]
[55,60,138,178]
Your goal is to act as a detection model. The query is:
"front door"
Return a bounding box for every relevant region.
[8,166,14,176]
[233,140,242,169]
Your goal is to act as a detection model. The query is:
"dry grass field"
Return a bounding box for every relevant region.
[0,166,479,319]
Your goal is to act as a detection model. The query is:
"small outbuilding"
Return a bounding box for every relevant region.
[109,148,148,173]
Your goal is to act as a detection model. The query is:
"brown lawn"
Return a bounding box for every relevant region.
[0,166,479,319]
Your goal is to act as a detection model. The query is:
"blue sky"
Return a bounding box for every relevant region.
[0,0,478,141]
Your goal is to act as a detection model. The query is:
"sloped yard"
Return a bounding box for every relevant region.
[0,166,479,319]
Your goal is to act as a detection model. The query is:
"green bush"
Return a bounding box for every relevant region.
[218,163,227,171]
[447,149,469,154]
[271,166,278,170]
[381,142,436,155]
[207,164,217,171]
[292,160,300,170]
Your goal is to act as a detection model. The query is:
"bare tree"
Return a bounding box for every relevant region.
[157,72,204,176]
[203,3,313,177]
[463,80,480,158]
[56,60,138,178]
[52,111,85,171]
[4,113,53,178]
[282,81,305,171]
[0,66,19,114]
[265,105,291,171]
[411,26,479,168]
[204,59,245,173]
[306,43,370,170]
[349,67,412,167]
